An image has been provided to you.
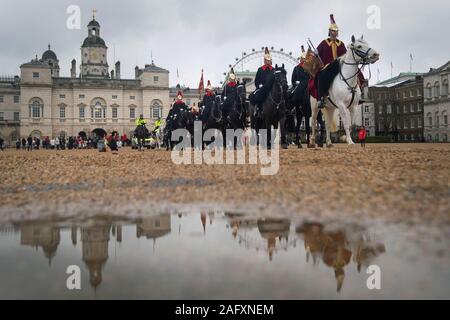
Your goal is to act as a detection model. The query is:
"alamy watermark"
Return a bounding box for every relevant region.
[170,121,280,176]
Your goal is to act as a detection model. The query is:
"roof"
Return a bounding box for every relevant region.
[82,36,106,48]
[424,60,450,76]
[42,49,57,61]
[88,19,100,27]
[142,63,169,73]
[375,72,423,87]
[20,59,51,69]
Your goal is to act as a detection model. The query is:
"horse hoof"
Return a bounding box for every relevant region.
[298,144,303,149]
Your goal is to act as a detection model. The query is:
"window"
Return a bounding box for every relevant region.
[405,104,410,113]
[411,118,416,128]
[79,94,85,99]
[412,103,416,112]
[33,72,39,78]
[410,90,414,97]
[434,82,440,98]
[443,112,448,125]
[442,79,449,96]
[112,95,118,99]
[59,94,66,99]
[95,108,102,119]
[130,96,135,100]
[79,107,85,118]
[378,105,383,114]
[418,117,422,128]
[130,108,136,119]
[0,112,3,120]
[364,106,369,113]
[387,104,392,114]
[426,83,432,99]
[417,89,421,96]
[31,101,41,118]
[396,92,400,99]
[0,96,3,103]
[403,92,407,98]
[14,112,19,121]
[404,118,409,128]
[427,113,432,127]
[153,76,159,83]
[364,118,370,127]
[59,107,65,119]
[436,113,440,127]
[14,96,19,103]
[112,107,118,119]
[396,105,401,114]
[418,103,422,112]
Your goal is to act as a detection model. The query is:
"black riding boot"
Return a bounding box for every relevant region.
[318,96,326,109]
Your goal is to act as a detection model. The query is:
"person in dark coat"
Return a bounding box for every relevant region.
[201,80,216,123]
[250,47,275,116]
[21,138,26,150]
[221,69,239,121]
[27,136,33,151]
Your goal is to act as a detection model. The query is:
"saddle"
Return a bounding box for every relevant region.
[308,59,341,100]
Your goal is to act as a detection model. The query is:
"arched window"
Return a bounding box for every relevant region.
[425,83,432,99]
[443,134,448,142]
[442,111,448,125]
[442,79,449,96]
[435,111,440,128]
[30,130,42,139]
[151,100,163,119]
[427,112,432,127]
[90,98,106,120]
[434,82,440,98]
[29,98,43,118]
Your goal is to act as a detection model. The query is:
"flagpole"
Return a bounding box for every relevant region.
[410,54,413,73]
[390,62,393,79]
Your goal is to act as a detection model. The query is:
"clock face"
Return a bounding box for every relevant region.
[89,51,99,61]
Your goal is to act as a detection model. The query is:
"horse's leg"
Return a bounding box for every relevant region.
[280,113,288,149]
[305,115,311,148]
[309,96,318,147]
[295,107,302,148]
[323,107,334,147]
[340,106,355,145]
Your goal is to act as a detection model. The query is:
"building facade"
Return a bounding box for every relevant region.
[423,61,450,142]
[370,73,424,142]
[0,17,170,145]
[0,76,21,144]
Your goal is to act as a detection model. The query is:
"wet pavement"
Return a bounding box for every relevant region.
[1,210,449,299]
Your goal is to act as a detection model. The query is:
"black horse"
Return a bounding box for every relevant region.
[250,64,289,149]
[221,81,248,148]
[166,107,195,150]
[287,81,312,148]
[134,124,149,151]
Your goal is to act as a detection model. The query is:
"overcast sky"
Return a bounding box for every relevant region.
[0,0,448,87]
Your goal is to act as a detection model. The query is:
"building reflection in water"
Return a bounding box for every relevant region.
[297,222,386,292]
[8,212,386,293]
[20,223,60,265]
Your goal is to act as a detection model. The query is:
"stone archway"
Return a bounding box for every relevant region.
[92,128,106,139]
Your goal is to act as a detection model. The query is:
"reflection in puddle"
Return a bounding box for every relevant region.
[0,212,449,299]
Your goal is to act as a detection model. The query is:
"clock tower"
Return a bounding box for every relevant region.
[80,11,109,78]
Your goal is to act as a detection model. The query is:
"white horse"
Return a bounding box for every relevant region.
[310,35,379,147]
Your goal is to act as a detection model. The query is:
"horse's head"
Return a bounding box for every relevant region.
[274,64,289,94]
[350,35,380,64]
[237,81,247,103]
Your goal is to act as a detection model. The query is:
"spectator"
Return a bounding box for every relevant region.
[22,138,26,150]
[35,137,40,150]
[0,137,4,151]
[55,137,60,150]
[16,139,20,150]
[358,126,367,148]
[27,135,33,151]
[50,138,55,149]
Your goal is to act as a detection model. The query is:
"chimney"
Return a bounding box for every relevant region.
[135,66,140,79]
[70,59,76,78]
[111,70,115,79]
[115,61,121,80]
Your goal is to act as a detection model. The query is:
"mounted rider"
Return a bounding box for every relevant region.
[201,80,216,123]
[221,68,238,121]
[316,14,366,108]
[250,47,275,117]
[153,116,164,134]
[167,90,189,123]
[135,114,147,127]
[290,45,310,104]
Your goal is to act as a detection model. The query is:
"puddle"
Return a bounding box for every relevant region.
[0,211,449,299]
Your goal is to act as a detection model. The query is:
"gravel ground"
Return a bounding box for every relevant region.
[0,143,449,225]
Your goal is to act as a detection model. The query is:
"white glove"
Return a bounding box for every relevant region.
[259,84,263,88]
[296,81,300,85]
[223,97,227,100]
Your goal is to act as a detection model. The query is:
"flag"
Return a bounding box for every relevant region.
[198,69,204,93]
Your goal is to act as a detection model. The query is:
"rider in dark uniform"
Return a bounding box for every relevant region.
[291,45,310,103]
[201,80,215,123]
[221,68,238,122]
[251,47,275,117]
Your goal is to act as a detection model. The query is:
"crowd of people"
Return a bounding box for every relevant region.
[12,133,130,151]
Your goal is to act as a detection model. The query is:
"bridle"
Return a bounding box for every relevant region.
[269,71,287,110]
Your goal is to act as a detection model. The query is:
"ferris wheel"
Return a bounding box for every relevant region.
[220,46,300,85]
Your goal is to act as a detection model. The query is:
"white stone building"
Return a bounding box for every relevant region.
[423,60,450,142]
[1,16,170,143]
